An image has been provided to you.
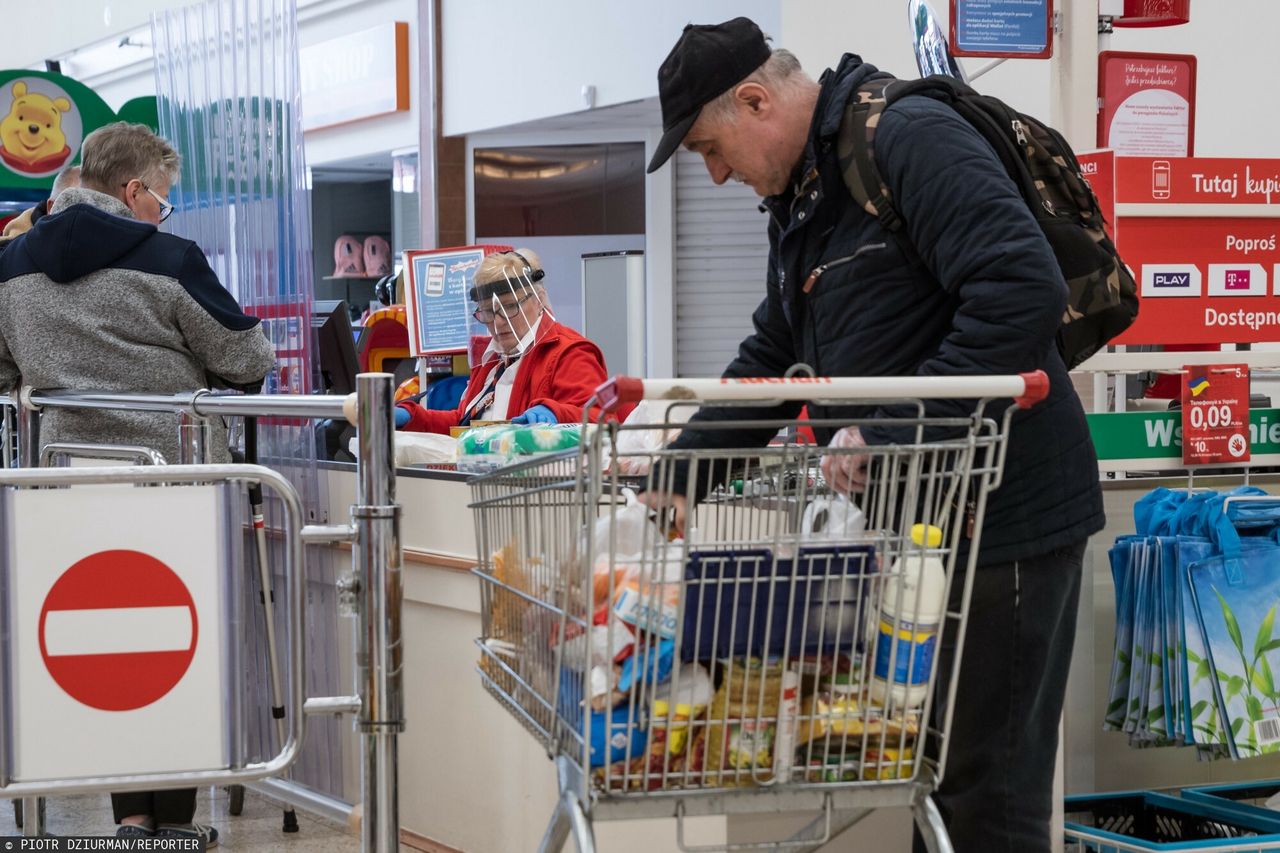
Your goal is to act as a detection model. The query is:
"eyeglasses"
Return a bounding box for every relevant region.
[472,292,535,323]
[121,180,174,223]
[146,185,175,223]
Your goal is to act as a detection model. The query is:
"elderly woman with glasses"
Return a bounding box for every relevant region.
[395,248,611,432]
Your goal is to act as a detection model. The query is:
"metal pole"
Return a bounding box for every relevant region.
[18,406,40,469]
[177,410,212,465]
[352,373,402,853]
[11,404,45,845]
[1,401,16,468]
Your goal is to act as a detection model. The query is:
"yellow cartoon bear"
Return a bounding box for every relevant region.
[0,81,73,174]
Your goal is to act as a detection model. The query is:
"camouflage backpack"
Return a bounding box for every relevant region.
[838,73,1138,369]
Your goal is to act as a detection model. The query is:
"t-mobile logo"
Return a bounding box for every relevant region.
[1224,269,1252,290]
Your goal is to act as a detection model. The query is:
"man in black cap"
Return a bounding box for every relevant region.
[643,18,1103,853]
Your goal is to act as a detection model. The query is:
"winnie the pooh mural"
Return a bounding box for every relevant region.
[0,80,74,174]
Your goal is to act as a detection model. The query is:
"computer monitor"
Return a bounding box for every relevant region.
[312,300,360,395]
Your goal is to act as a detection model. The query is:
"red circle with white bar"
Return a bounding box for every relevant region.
[38,549,199,711]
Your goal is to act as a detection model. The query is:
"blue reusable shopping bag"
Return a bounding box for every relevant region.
[1187,521,1280,757]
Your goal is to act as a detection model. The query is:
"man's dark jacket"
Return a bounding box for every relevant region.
[672,55,1105,565]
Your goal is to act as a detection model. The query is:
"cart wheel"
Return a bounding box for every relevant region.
[228,785,244,817]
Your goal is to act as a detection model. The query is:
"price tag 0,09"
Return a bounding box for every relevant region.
[1181,363,1250,466]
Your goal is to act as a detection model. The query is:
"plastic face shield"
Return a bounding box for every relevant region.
[470,258,549,358]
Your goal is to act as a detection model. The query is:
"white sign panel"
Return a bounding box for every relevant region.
[6,484,227,780]
[299,21,409,131]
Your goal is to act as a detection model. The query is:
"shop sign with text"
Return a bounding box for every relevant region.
[1088,408,1280,469]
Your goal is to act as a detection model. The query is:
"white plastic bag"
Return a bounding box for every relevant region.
[348,431,458,467]
[801,495,866,540]
[607,399,697,475]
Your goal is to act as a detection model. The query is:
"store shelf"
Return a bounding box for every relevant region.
[322,274,386,280]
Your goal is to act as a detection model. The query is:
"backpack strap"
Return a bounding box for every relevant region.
[837,73,903,232]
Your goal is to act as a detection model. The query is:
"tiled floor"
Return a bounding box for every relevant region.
[0,787,365,852]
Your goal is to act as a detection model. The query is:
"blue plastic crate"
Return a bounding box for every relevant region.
[1064,791,1280,851]
[680,544,876,662]
[1182,782,1280,829]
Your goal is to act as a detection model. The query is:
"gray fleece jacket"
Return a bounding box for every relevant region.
[0,187,275,463]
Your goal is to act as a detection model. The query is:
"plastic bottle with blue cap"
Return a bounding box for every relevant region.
[870,524,947,710]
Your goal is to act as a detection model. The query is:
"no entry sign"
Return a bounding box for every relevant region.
[8,483,227,781]
[39,549,198,711]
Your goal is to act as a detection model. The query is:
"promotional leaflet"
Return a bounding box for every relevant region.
[950,0,1053,59]
[1098,52,1196,157]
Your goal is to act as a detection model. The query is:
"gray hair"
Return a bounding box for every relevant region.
[699,48,808,127]
[79,122,181,194]
[50,165,80,199]
[475,247,552,312]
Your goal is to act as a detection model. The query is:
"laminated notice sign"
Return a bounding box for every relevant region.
[1181,364,1249,465]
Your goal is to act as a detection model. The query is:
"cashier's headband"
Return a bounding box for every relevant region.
[468,251,546,302]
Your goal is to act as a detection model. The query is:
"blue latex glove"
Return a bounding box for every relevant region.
[394,406,411,429]
[511,404,557,425]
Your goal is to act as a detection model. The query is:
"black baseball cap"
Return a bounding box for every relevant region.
[646,17,772,174]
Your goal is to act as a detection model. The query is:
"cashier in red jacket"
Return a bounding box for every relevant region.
[395,248,609,433]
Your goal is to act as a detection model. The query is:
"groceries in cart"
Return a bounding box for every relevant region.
[456,422,587,472]
[555,495,933,792]
[601,397,697,475]
[587,654,925,792]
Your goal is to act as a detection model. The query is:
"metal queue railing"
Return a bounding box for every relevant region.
[1,374,403,853]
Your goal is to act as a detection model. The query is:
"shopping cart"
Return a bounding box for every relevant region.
[469,372,1048,853]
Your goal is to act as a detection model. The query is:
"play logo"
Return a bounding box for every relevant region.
[1154,271,1191,288]
[1141,264,1201,297]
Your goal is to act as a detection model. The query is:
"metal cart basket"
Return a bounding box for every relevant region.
[469,372,1048,853]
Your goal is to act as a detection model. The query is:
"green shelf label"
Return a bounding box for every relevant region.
[1088,409,1280,461]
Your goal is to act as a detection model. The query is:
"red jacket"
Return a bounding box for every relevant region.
[400,319,610,434]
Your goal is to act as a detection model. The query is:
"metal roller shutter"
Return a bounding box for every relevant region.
[674,149,771,378]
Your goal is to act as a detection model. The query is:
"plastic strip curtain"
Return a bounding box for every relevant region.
[151,0,344,800]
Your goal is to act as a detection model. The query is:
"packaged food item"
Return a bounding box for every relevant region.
[456,423,585,472]
[558,613,634,672]
[794,670,919,752]
[587,702,649,768]
[562,668,648,769]
[610,554,682,638]
[669,702,694,760]
[481,542,529,694]
[773,668,801,781]
[705,658,785,787]
[589,638,675,711]
[655,662,714,717]
[858,746,915,781]
[638,699,672,791]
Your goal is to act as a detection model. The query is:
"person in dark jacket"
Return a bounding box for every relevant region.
[643,18,1104,853]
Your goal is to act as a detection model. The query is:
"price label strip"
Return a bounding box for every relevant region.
[1181,363,1251,466]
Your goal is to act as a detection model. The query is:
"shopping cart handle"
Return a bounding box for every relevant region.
[1015,370,1050,409]
[595,371,1052,409]
[595,376,645,412]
